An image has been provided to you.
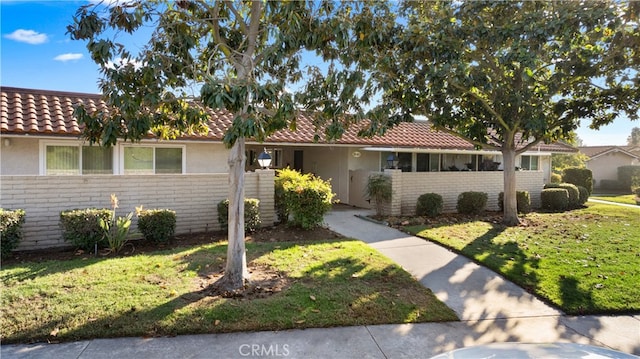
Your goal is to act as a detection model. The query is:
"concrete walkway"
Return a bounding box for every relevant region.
[2,207,639,358]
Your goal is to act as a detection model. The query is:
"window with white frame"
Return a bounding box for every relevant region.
[123,146,184,174]
[44,144,113,175]
[520,155,539,170]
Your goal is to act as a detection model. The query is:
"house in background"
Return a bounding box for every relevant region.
[1,87,576,250]
[579,146,640,190]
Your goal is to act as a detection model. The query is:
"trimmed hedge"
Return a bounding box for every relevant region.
[498,191,531,213]
[541,188,569,211]
[545,183,580,208]
[60,208,112,251]
[1,209,26,259]
[416,193,443,217]
[618,166,640,192]
[550,173,562,184]
[217,199,261,233]
[275,168,334,230]
[137,209,176,243]
[563,167,593,194]
[599,179,624,191]
[577,186,589,206]
[456,191,488,215]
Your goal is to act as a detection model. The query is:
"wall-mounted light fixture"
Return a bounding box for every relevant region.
[257,148,272,169]
[3,138,11,147]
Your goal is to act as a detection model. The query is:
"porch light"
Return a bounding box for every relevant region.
[387,153,399,169]
[257,148,272,169]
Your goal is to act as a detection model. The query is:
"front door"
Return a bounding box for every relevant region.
[293,150,303,172]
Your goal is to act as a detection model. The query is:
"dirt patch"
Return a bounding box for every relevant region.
[192,263,291,301]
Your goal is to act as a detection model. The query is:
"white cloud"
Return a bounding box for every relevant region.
[88,0,135,7]
[4,29,48,45]
[54,53,84,62]
[104,57,144,70]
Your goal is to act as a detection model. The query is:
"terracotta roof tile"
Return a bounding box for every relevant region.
[1,87,576,153]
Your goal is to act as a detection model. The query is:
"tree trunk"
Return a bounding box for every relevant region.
[222,137,248,289]
[502,147,520,226]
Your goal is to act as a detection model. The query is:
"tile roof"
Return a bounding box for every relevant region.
[579,145,640,160]
[2,87,575,153]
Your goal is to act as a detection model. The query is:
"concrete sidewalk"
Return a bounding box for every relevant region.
[3,207,639,358]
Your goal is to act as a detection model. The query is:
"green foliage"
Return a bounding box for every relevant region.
[498,191,531,214]
[456,192,488,215]
[558,183,580,209]
[541,189,569,211]
[1,209,26,259]
[60,209,112,251]
[563,167,593,195]
[618,166,640,193]
[416,193,443,217]
[550,173,562,184]
[600,179,624,191]
[628,127,640,146]
[137,208,176,243]
[577,186,590,206]
[98,195,133,253]
[365,174,393,217]
[552,153,588,176]
[274,168,334,230]
[217,199,261,233]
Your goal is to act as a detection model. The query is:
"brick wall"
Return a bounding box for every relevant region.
[0,171,275,251]
[382,169,544,216]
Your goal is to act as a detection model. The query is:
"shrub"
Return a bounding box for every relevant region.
[275,168,334,230]
[1,209,26,259]
[98,194,133,253]
[274,169,300,224]
[456,191,488,215]
[498,191,531,213]
[416,193,443,217]
[137,208,177,243]
[576,186,589,206]
[60,208,112,251]
[618,166,640,192]
[217,199,261,233]
[365,174,393,217]
[550,173,562,184]
[558,183,580,209]
[541,188,569,211]
[563,167,593,194]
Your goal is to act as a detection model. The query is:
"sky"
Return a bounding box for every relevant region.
[1,0,637,147]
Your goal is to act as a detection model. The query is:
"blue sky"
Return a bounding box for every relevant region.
[1,1,636,146]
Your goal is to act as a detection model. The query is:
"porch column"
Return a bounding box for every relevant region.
[255,169,275,227]
[384,169,402,216]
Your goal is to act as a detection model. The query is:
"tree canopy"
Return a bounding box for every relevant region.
[628,127,640,146]
[362,0,639,225]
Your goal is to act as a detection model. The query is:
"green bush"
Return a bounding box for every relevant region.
[550,173,562,184]
[274,169,300,224]
[60,208,112,251]
[416,193,443,217]
[275,168,334,230]
[366,174,393,217]
[1,209,26,259]
[217,199,261,233]
[563,167,593,194]
[576,186,589,206]
[618,166,640,192]
[498,191,531,213]
[541,188,569,211]
[137,209,176,243]
[456,191,488,215]
[558,183,580,209]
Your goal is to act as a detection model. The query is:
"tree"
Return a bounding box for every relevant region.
[628,127,640,146]
[362,1,639,225]
[68,0,391,290]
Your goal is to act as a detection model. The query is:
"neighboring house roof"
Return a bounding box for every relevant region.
[579,146,640,161]
[2,86,576,153]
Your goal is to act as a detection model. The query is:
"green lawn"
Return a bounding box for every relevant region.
[0,239,456,344]
[404,203,640,315]
[590,194,638,205]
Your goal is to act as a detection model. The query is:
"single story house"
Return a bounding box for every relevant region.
[579,146,640,190]
[1,87,576,250]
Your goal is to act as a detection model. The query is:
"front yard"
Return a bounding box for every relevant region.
[0,234,456,344]
[402,202,640,315]
[590,194,638,205]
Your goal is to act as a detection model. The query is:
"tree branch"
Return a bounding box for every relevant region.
[449,81,511,131]
[224,0,248,35]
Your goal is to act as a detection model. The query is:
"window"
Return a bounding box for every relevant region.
[123,146,183,174]
[416,153,429,172]
[521,155,539,170]
[398,153,412,172]
[44,144,112,175]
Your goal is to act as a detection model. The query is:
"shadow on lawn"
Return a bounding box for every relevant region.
[3,239,453,344]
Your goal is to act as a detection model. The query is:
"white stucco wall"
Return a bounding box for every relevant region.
[0,137,40,175]
[587,151,637,188]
